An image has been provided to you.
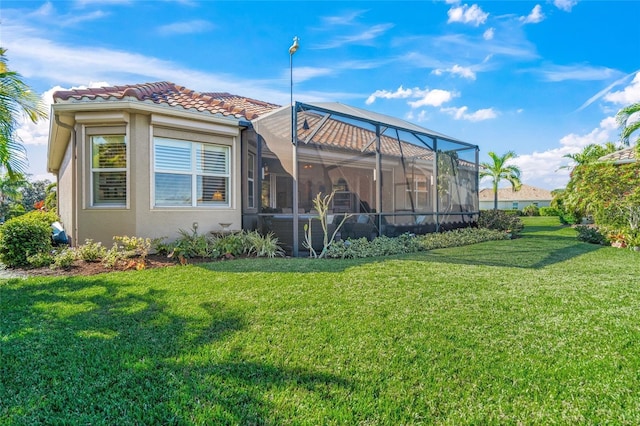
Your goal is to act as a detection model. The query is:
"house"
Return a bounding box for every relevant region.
[598,146,637,164]
[479,184,553,211]
[48,81,479,255]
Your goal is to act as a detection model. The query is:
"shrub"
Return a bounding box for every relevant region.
[0,210,59,267]
[417,228,510,250]
[26,252,54,268]
[51,248,77,270]
[522,205,540,217]
[501,209,522,216]
[559,211,581,225]
[76,239,107,262]
[213,232,249,257]
[113,236,151,259]
[539,207,561,216]
[478,210,524,234]
[169,228,218,260]
[326,228,511,259]
[102,243,125,268]
[575,225,608,245]
[246,231,285,258]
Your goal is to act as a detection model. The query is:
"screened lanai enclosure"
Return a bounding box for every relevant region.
[244,102,479,255]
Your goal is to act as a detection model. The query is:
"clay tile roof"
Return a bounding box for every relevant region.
[598,147,637,164]
[479,184,553,202]
[53,81,280,120]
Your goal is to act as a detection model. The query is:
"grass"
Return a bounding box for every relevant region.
[2,217,640,424]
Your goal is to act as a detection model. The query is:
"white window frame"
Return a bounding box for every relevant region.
[247,152,256,209]
[89,134,128,208]
[152,137,231,208]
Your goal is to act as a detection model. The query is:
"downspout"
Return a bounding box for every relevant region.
[375,124,382,235]
[55,114,77,246]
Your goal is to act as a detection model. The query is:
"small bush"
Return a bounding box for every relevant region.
[326,227,511,259]
[575,225,608,245]
[501,209,522,217]
[213,232,249,257]
[26,252,54,268]
[102,243,126,268]
[478,210,524,234]
[169,228,218,260]
[51,248,77,270]
[113,236,151,259]
[539,207,561,216]
[0,210,59,268]
[522,205,540,217]
[246,231,285,258]
[77,239,107,262]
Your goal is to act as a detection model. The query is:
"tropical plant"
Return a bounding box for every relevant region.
[0,48,47,177]
[303,191,351,258]
[0,172,25,221]
[559,142,621,170]
[479,151,522,210]
[616,102,640,146]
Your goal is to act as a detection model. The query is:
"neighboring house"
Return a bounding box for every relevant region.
[479,184,553,210]
[598,146,637,164]
[48,81,479,254]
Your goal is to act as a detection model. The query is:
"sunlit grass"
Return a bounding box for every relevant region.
[2,217,640,424]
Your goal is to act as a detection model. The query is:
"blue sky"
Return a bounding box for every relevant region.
[4,0,640,189]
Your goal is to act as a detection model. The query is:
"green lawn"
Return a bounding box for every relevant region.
[2,217,640,425]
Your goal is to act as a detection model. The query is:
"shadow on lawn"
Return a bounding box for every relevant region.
[1,277,350,424]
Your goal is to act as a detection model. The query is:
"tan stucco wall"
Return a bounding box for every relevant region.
[64,110,242,246]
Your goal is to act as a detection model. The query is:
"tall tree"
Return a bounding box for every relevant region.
[616,103,640,146]
[480,151,522,210]
[560,142,621,169]
[0,48,47,177]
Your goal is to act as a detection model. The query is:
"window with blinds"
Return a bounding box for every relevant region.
[91,135,127,206]
[153,137,230,207]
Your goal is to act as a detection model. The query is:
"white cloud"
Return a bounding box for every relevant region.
[483,28,494,40]
[366,86,413,105]
[447,4,489,26]
[604,72,640,105]
[521,5,545,24]
[433,64,476,80]
[409,89,458,108]
[554,0,578,12]
[156,20,214,36]
[540,64,620,82]
[441,106,497,121]
[314,23,394,49]
[512,116,618,189]
[292,66,334,83]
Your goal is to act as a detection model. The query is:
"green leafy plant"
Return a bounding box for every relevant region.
[0,210,58,267]
[539,207,561,216]
[102,243,126,268]
[478,210,524,234]
[113,236,151,260]
[76,239,107,262]
[522,205,540,217]
[246,231,285,258]
[575,225,608,245]
[213,232,247,258]
[303,191,351,258]
[50,248,77,270]
[167,227,218,263]
[26,252,54,268]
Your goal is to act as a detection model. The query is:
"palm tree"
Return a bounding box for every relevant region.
[616,103,640,146]
[559,142,621,170]
[480,151,522,210]
[0,48,47,177]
